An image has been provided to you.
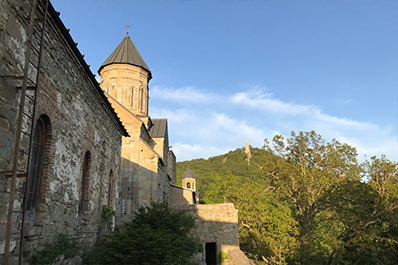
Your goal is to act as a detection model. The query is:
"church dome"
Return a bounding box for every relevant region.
[99,33,151,79]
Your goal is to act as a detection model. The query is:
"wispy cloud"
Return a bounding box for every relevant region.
[231,90,316,116]
[171,143,231,162]
[149,85,397,162]
[151,85,214,103]
[230,90,374,129]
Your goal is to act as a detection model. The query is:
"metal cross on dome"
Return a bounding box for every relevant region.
[125,25,130,35]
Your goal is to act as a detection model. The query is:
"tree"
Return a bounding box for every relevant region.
[205,173,298,264]
[264,131,361,263]
[176,132,398,264]
[84,203,197,265]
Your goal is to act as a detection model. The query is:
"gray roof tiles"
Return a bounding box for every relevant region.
[182,168,196,179]
[99,33,151,76]
[149,119,168,138]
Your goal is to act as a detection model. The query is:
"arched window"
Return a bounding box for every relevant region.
[26,115,50,217]
[131,87,134,106]
[79,151,91,216]
[108,170,114,208]
[186,182,191,189]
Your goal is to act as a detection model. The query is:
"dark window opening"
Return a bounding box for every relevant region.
[140,86,143,110]
[79,151,91,216]
[107,169,114,208]
[205,242,217,265]
[192,192,196,204]
[186,182,191,189]
[26,116,48,217]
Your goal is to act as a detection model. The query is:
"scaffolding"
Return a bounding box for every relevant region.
[1,0,49,264]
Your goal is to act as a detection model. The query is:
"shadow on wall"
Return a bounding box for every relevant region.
[119,157,169,219]
[174,203,253,265]
[169,184,195,206]
[192,220,253,265]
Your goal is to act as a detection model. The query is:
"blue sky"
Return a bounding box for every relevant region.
[52,0,397,162]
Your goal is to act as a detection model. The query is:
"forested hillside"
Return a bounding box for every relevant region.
[176,131,398,265]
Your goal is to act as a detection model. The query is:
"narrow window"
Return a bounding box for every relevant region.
[26,116,48,217]
[79,151,91,216]
[146,93,149,114]
[117,85,121,101]
[186,182,191,189]
[121,178,128,216]
[131,87,134,106]
[106,86,109,94]
[108,170,114,208]
[140,87,143,110]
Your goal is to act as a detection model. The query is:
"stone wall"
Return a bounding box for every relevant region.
[167,150,176,184]
[0,0,124,263]
[99,49,171,220]
[99,64,149,117]
[175,203,241,265]
[169,184,195,206]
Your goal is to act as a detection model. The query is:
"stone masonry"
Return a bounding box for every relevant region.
[1,1,253,264]
[176,203,252,265]
[0,0,126,263]
[98,34,172,219]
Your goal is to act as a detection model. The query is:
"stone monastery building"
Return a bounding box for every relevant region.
[0,0,252,264]
[99,31,175,217]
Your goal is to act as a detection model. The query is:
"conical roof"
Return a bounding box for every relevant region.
[182,168,196,179]
[99,33,151,77]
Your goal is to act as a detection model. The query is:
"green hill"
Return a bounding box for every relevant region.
[175,131,398,265]
[176,147,273,203]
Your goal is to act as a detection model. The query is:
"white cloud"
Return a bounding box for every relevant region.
[171,143,231,161]
[231,90,315,116]
[150,108,195,124]
[150,85,214,103]
[150,86,398,162]
[211,113,266,146]
[231,90,375,129]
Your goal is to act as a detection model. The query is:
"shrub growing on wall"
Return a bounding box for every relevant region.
[84,202,197,265]
[29,235,79,265]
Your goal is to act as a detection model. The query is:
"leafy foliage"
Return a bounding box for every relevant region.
[84,202,197,265]
[177,131,398,265]
[29,235,79,265]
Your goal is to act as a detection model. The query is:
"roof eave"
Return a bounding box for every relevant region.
[98,62,152,80]
[48,2,129,137]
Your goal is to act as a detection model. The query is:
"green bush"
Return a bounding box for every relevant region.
[197,244,204,253]
[101,205,116,220]
[84,202,197,265]
[29,235,79,265]
[219,252,228,262]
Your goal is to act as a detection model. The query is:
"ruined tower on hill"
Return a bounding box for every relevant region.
[245,141,252,164]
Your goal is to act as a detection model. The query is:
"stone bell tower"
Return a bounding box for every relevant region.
[181,168,196,191]
[98,31,151,117]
